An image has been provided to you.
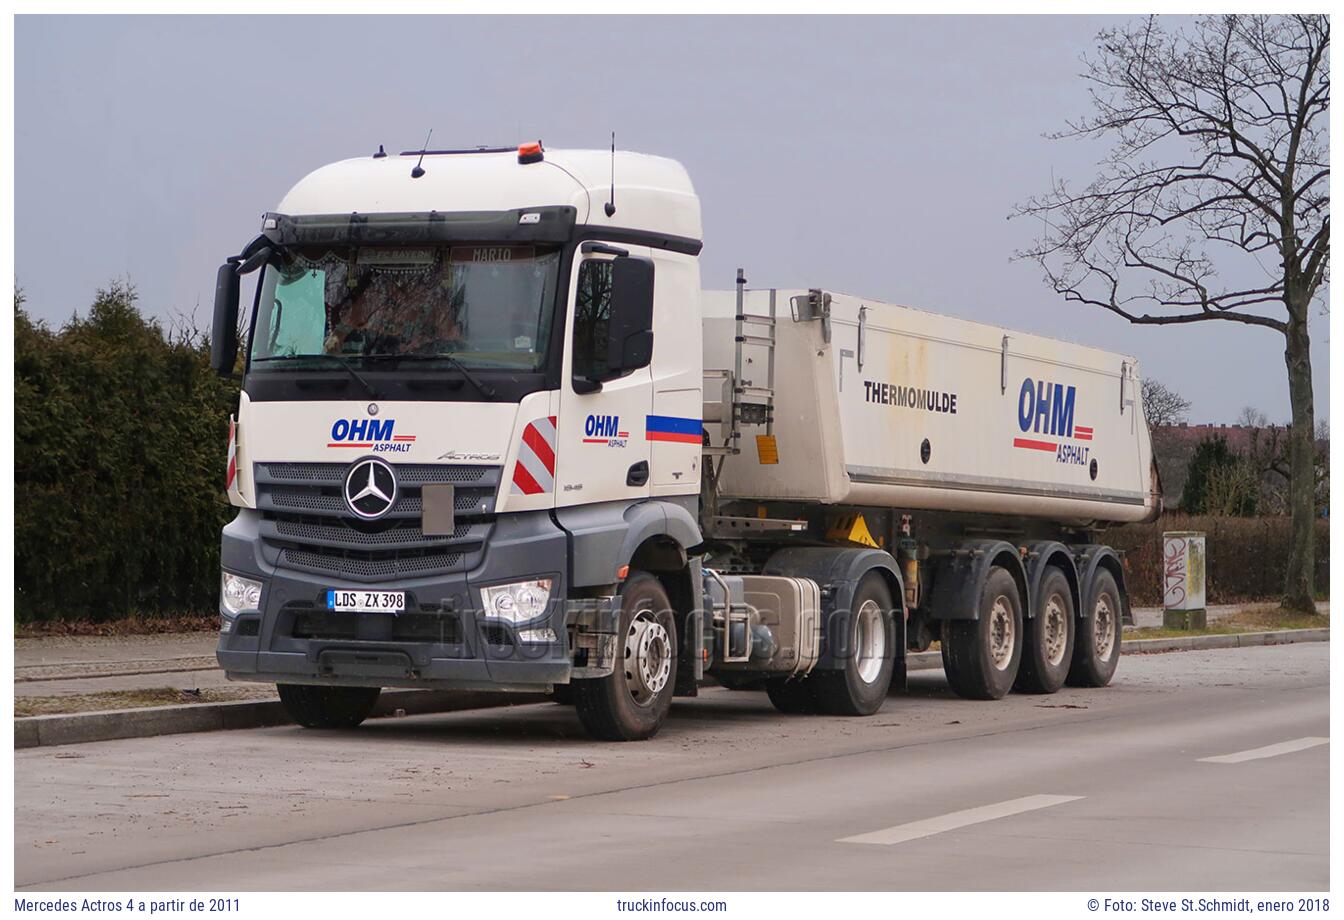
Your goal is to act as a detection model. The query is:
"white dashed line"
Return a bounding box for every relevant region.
[1198,736,1328,764]
[837,794,1083,846]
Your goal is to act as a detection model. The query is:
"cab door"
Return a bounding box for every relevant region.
[554,245,654,507]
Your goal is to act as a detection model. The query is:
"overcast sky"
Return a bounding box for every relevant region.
[14,14,1329,424]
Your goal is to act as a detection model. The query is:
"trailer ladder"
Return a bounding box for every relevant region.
[702,268,777,459]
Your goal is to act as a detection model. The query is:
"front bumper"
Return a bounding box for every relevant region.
[216,509,592,691]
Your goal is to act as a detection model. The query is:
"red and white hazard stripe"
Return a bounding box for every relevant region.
[511,416,557,495]
[225,416,238,490]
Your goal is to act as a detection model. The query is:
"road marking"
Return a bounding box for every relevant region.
[837,794,1083,846]
[1198,736,1328,764]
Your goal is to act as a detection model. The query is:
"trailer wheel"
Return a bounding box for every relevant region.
[1067,569,1122,688]
[941,567,1023,700]
[573,571,678,741]
[277,684,381,729]
[765,677,818,714]
[809,573,896,716]
[1014,567,1075,694]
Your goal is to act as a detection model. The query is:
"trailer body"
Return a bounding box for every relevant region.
[703,289,1158,524]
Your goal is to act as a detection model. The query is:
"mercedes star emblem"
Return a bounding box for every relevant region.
[343,457,397,520]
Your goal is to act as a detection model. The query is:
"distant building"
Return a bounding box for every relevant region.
[1152,423,1327,511]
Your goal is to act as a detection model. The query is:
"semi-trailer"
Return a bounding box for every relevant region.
[212,144,1160,740]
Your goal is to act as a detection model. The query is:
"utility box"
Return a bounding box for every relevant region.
[1163,531,1207,629]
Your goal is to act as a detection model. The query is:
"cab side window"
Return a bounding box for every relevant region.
[572,259,613,380]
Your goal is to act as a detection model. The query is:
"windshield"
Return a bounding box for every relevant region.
[248,244,560,371]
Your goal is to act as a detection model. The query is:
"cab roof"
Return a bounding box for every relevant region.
[275,147,702,244]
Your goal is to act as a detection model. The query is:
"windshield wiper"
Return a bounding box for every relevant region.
[359,354,498,400]
[252,354,379,399]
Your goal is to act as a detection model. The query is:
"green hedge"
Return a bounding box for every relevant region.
[1104,514,1330,607]
[15,285,240,622]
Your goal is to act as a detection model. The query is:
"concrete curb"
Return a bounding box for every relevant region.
[15,689,546,750]
[1120,627,1329,654]
[903,627,1327,672]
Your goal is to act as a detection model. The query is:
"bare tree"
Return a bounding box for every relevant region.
[1140,377,1192,427]
[1014,15,1328,612]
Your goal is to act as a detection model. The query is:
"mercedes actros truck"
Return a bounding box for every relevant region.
[211,143,1160,740]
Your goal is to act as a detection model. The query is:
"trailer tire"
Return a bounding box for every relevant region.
[277,684,381,729]
[765,677,818,714]
[1014,567,1075,694]
[941,567,1023,700]
[573,571,678,741]
[1067,569,1122,688]
[809,573,896,716]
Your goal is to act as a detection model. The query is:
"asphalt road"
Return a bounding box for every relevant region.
[15,642,1328,891]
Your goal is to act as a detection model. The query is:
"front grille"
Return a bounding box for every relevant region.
[262,462,492,485]
[281,546,464,579]
[255,462,500,582]
[273,516,473,547]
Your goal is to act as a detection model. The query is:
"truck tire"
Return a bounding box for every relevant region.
[573,571,678,741]
[1067,569,1122,688]
[765,677,818,714]
[1014,567,1075,694]
[809,573,896,716]
[941,567,1023,700]
[277,684,381,729]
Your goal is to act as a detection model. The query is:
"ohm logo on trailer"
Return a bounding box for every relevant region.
[1012,379,1094,465]
[328,418,418,453]
[583,414,629,446]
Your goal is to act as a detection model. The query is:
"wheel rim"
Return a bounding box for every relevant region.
[1043,594,1069,667]
[1093,593,1116,662]
[854,599,887,685]
[989,595,1015,671]
[625,610,672,706]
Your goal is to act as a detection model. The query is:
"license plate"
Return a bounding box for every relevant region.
[327,590,405,613]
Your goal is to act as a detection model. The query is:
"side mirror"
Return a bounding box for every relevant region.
[604,256,655,376]
[211,263,240,376]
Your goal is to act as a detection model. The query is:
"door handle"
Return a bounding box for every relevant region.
[626,461,649,487]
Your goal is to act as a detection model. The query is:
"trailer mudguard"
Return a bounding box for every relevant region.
[925,540,1029,622]
[1071,544,1134,625]
[761,546,905,682]
[1024,541,1082,619]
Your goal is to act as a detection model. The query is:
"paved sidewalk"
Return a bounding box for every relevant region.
[15,631,256,700]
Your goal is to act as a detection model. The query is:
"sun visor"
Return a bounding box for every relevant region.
[260,206,578,248]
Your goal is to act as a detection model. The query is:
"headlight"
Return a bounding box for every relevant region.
[480,578,553,624]
[221,571,263,616]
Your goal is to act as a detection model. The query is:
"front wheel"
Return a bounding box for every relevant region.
[573,571,678,741]
[277,684,381,729]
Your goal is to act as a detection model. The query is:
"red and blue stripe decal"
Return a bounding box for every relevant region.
[645,415,701,444]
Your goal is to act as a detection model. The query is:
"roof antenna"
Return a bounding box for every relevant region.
[604,132,616,217]
[411,128,433,179]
